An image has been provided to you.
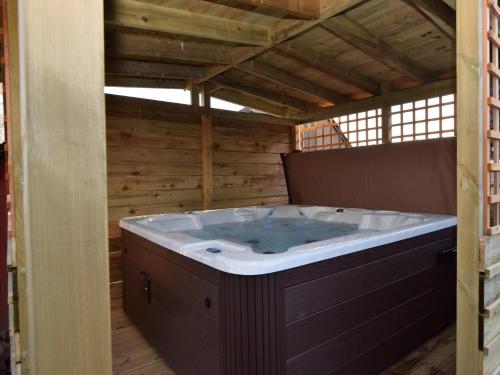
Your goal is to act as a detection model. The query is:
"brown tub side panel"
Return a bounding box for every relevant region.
[122,230,222,375]
[220,272,285,375]
[282,227,456,375]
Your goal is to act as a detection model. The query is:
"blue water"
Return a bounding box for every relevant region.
[182,218,359,254]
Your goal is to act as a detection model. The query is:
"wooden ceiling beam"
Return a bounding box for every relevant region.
[106,58,205,79]
[402,0,456,40]
[205,0,320,19]
[105,75,187,89]
[321,16,434,83]
[106,32,234,65]
[273,44,380,95]
[213,88,299,117]
[105,0,270,46]
[195,0,367,84]
[210,75,316,112]
[294,78,456,122]
[237,60,349,104]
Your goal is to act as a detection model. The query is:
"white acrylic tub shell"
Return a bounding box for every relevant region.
[120,205,457,275]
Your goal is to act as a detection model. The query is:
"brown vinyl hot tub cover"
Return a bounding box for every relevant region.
[283,138,457,215]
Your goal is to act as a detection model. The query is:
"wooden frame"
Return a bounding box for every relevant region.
[457,0,482,373]
[5,0,112,373]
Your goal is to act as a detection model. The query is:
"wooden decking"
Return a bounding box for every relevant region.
[111,298,456,375]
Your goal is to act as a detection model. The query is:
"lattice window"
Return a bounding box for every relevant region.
[390,94,456,143]
[296,109,383,151]
[485,0,500,234]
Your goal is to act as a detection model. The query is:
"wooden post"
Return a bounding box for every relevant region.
[6,0,112,373]
[201,84,213,210]
[191,84,200,110]
[381,83,391,144]
[457,0,482,374]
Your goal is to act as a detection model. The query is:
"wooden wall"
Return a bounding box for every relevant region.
[106,95,293,296]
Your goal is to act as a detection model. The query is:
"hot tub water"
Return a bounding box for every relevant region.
[182,218,360,254]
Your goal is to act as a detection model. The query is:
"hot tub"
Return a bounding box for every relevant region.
[120,205,457,375]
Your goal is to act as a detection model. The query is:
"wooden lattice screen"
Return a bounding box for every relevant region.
[296,110,383,151]
[486,0,500,235]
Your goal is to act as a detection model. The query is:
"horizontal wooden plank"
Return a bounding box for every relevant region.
[487,225,500,236]
[108,175,202,194]
[205,0,320,19]
[487,96,500,110]
[213,138,291,153]
[105,75,187,89]
[213,151,283,165]
[107,146,201,163]
[105,0,270,46]
[106,95,201,124]
[212,196,288,209]
[213,175,285,189]
[488,194,500,204]
[107,129,201,150]
[106,31,234,65]
[214,126,292,143]
[108,188,202,207]
[484,297,500,318]
[488,129,500,140]
[106,58,205,79]
[488,62,500,81]
[214,185,288,200]
[486,261,500,279]
[108,161,202,176]
[212,110,295,128]
[487,163,500,172]
[484,308,500,351]
[481,235,500,270]
[108,202,202,223]
[213,163,284,176]
[107,116,200,137]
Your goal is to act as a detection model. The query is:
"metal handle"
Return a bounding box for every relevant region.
[437,247,457,261]
[204,297,211,309]
[141,271,152,304]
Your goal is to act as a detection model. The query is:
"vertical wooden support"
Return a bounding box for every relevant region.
[457,0,482,374]
[7,0,112,373]
[191,84,200,110]
[381,83,391,143]
[201,84,213,210]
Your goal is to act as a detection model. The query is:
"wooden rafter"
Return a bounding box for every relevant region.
[205,0,320,19]
[210,74,314,113]
[321,16,434,83]
[195,0,367,84]
[106,58,204,79]
[403,0,456,40]
[272,44,380,95]
[237,60,349,104]
[105,75,187,89]
[105,0,270,46]
[106,31,234,65]
[213,88,298,117]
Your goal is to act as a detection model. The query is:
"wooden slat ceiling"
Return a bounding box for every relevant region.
[104,0,456,119]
